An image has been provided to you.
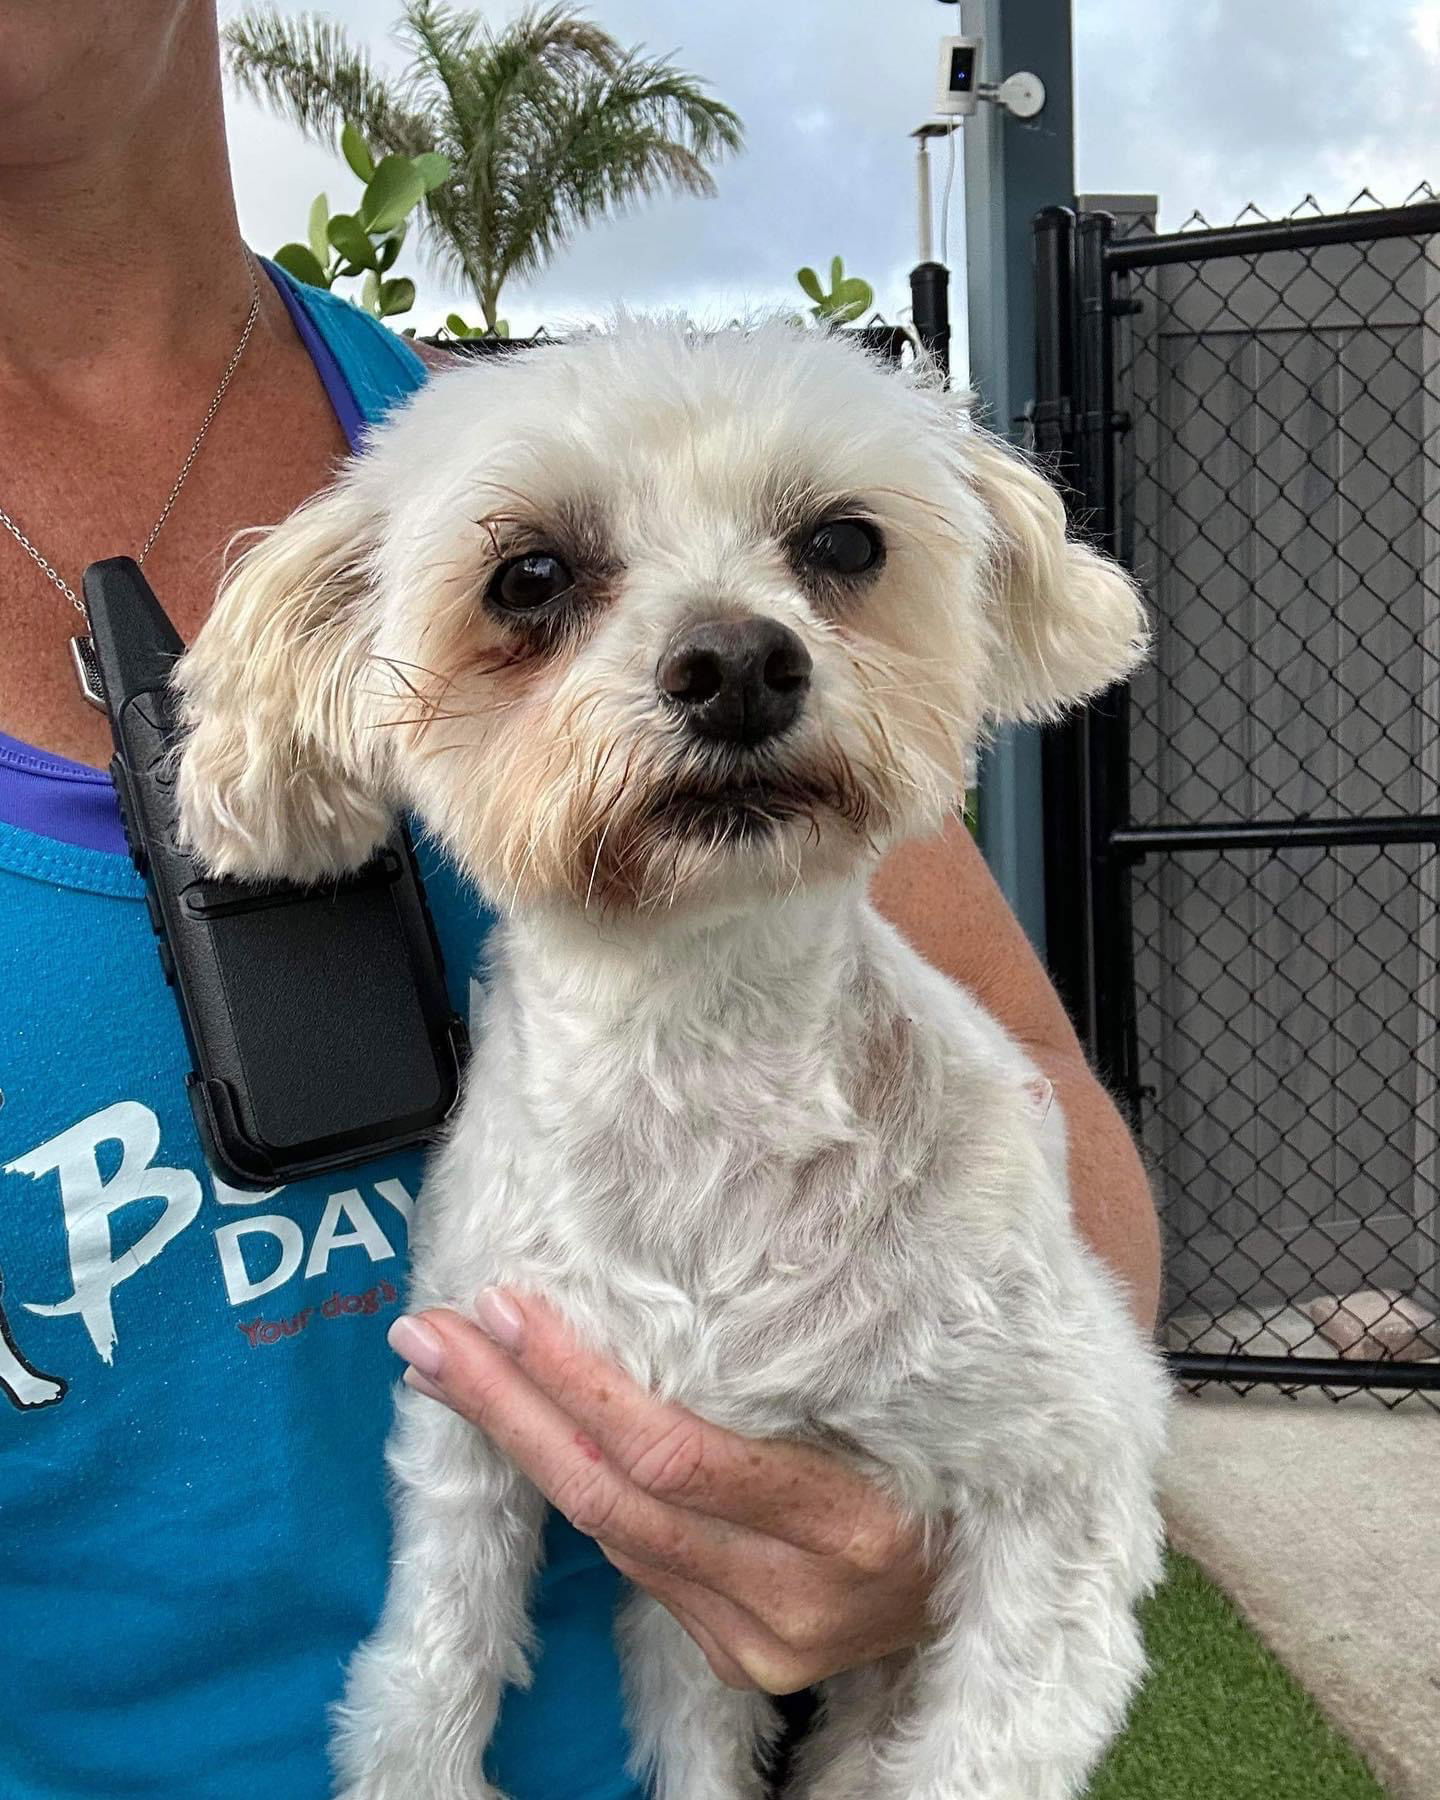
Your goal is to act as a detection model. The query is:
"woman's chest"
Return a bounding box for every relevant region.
[0,337,346,765]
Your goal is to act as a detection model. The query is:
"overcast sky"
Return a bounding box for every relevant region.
[221,0,1440,349]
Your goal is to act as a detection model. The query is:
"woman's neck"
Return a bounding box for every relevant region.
[0,3,251,391]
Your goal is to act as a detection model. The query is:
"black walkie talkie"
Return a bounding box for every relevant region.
[83,557,468,1190]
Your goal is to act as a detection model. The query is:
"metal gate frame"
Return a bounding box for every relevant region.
[1032,199,1440,1396]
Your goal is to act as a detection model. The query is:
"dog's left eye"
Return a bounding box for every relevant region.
[804,518,883,576]
[489,552,575,612]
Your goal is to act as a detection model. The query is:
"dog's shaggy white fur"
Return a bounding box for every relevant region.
[175,320,1169,1800]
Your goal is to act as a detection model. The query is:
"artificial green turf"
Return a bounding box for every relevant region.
[1085,1551,1389,1800]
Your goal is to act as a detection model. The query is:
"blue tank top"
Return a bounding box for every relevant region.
[0,264,638,1800]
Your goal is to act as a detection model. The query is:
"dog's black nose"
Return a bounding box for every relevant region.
[658,618,812,748]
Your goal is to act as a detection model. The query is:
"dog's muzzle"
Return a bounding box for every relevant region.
[657,616,812,749]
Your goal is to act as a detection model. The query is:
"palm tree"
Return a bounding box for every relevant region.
[226,2,744,332]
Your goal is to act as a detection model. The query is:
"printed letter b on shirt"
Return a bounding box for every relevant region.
[6,1101,201,1363]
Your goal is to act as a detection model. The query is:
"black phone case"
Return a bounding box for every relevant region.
[83,557,468,1190]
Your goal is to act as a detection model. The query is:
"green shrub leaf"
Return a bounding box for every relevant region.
[307,193,330,269]
[341,121,375,182]
[273,242,329,288]
[411,152,451,192]
[327,213,378,271]
[796,266,824,303]
[360,155,427,233]
[378,277,416,317]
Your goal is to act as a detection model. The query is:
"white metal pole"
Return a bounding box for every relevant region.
[917,135,934,264]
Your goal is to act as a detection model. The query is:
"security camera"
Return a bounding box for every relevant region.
[936,35,981,117]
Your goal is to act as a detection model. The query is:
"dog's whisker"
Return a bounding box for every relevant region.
[364,712,470,732]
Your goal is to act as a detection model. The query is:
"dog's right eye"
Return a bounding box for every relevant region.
[489,553,575,613]
[802,518,884,577]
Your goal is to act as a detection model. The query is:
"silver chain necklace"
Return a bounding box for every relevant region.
[0,251,262,711]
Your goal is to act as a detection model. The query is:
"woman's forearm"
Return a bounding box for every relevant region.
[870,813,1161,1330]
[1024,1045,1161,1328]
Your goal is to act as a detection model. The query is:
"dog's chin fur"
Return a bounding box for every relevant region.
[494,748,896,921]
[173,318,1164,1800]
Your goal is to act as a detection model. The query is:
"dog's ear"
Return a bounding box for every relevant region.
[962,432,1148,722]
[174,481,393,883]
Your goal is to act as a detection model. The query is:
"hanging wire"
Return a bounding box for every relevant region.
[939,122,959,266]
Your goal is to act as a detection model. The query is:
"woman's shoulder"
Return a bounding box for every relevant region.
[266,260,432,427]
[411,340,458,374]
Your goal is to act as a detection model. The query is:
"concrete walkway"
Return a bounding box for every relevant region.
[1161,1387,1440,1799]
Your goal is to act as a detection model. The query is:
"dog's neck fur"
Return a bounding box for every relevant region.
[472,873,930,1307]
[501,876,888,1149]
[508,877,868,1042]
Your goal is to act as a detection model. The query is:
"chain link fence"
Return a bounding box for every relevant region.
[1037,193,1440,1403]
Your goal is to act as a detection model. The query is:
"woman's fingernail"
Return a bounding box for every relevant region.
[388,1314,444,1379]
[475,1288,525,1352]
[403,1367,448,1404]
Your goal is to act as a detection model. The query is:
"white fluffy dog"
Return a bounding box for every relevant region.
[175,320,1168,1800]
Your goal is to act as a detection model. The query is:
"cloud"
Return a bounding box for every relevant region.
[1076,0,1440,227]
[1414,0,1440,57]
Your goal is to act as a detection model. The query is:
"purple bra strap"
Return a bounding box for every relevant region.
[263,260,368,453]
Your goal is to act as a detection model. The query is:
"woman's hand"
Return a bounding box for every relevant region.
[387,1294,935,1693]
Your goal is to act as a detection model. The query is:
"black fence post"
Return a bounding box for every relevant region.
[1031,208,1094,1046]
[909,261,951,380]
[1071,211,1143,1122]
[1032,205,1144,1117]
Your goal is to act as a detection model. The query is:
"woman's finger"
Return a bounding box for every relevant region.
[604,1543,885,1693]
[630,1582,759,1690]
[453,1290,908,1560]
[393,1308,745,1578]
